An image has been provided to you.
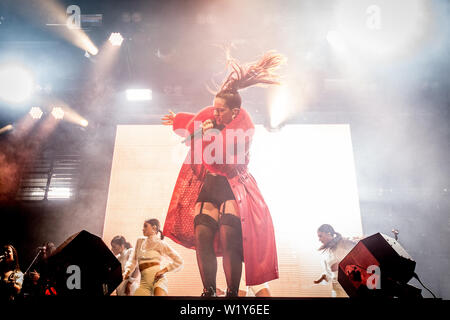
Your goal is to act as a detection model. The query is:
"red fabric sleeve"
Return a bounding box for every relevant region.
[173,107,215,135]
[184,107,215,134]
[172,107,215,151]
[172,112,195,137]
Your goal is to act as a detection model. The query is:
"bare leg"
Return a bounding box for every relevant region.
[154,287,167,296]
[255,288,271,297]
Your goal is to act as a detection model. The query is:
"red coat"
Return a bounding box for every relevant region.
[163,106,278,286]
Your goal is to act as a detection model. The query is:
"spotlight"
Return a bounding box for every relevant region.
[126,89,152,101]
[80,119,88,127]
[0,124,14,135]
[109,33,124,46]
[0,65,35,103]
[51,107,65,120]
[90,47,99,56]
[269,85,289,129]
[29,107,43,119]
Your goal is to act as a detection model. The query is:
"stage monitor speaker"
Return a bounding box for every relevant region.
[338,233,420,298]
[46,230,122,296]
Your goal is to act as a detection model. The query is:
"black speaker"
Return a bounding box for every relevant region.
[46,230,122,296]
[338,233,421,298]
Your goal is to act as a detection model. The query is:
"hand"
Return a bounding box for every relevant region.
[314,275,327,284]
[161,110,176,126]
[30,270,40,283]
[201,119,215,133]
[154,269,167,283]
[123,271,130,281]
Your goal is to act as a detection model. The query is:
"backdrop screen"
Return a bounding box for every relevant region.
[103,124,363,296]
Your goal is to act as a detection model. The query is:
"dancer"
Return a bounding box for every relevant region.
[313,224,357,297]
[123,219,183,296]
[111,236,139,296]
[162,51,285,296]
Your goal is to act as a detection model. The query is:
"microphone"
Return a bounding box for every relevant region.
[181,119,217,144]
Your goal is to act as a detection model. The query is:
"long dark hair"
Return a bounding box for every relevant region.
[1,244,20,273]
[215,51,286,109]
[145,219,164,240]
[318,224,343,251]
[111,235,132,249]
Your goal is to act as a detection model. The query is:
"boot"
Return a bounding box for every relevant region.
[226,287,239,297]
[201,286,217,297]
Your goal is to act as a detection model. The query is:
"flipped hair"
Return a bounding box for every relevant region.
[215,51,286,109]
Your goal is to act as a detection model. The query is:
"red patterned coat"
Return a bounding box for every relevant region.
[163,106,278,286]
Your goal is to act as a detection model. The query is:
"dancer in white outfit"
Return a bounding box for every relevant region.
[111,236,139,296]
[123,219,183,296]
[314,224,358,297]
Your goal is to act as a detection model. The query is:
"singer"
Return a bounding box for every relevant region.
[161,51,286,296]
[0,245,24,300]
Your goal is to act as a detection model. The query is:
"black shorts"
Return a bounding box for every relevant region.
[196,173,235,209]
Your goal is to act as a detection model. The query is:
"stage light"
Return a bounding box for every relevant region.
[0,124,13,135]
[29,107,44,119]
[35,1,98,55]
[0,65,35,103]
[269,85,289,129]
[126,89,152,101]
[80,119,88,127]
[89,46,99,56]
[51,107,65,120]
[47,187,72,199]
[109,33,124,46]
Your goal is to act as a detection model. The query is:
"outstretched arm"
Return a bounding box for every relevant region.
[314,274,328,284]
[161,109,200,140]
[161,110,176,126]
